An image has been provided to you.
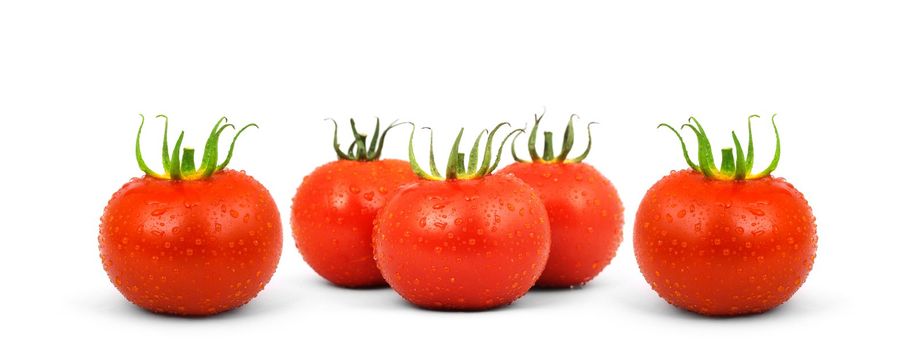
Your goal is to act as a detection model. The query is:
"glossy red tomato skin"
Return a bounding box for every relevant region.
[98,170,282,316]
[634,170,817,316]
[373,174,551,310]
[291,159,417,287]
[499,162,623,287]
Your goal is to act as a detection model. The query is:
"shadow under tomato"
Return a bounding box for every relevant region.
[621,290,831,322]
[316,279,390,291]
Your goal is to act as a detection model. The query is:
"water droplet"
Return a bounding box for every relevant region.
[230,210,239,218]
[749,208,765,216]
[151,208,167,216]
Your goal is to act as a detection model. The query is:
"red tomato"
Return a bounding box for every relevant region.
[99,116,281,316]
[373,124,550,310]
[290,119,417,287]
[99,170,282,316]
[634,170,816,315]
[291,159,416,287]
[635,116,817,316]
[499,115,623,287]
[500,162,623,287]
[374,175,550,310]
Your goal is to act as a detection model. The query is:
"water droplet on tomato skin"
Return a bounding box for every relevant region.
[151,208,167,216]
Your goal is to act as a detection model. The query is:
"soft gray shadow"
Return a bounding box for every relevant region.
[622,289,835,322]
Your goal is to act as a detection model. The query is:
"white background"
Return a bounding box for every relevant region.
[1,1,909,348]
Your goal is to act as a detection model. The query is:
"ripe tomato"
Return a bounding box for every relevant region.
[499,115,623,287]
[291,120,416,287]
[373,124,550,310]
[634,116,817,316]
[99,116,281,316]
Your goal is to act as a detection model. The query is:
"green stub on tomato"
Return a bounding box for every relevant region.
[512,113,597,164]
[659,114,781,180]
[408,122,523,181]
[135,115,257,180]
[328,118,406,162]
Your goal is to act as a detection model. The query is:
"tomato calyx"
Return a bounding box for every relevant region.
[135,115,257,180]
[328,118,406,162]
[511,112,597,164]
[659,114,781,180]
[408,122,523,180]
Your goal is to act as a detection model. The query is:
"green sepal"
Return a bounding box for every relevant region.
[745,115,760,172]
[750,114,780,179]
[474,122,510,176]
[168,131,185,180]
[216,123,257,171]
[526,114,544,162]
[658,123,698,171]
[423,127,442,178]
[367,118,381,156]
[156,115,171,172]
[732,131,747,179]
[445,128,465,180]
[200,122,235,178]
[328,119,350,160]
[456,153,466,174]
[349,119,369,159]
[466,129,487,173]
[135,114,165,179]
[489,128,524,172]
[682,123,717,175]
[510,129,529,163]
[407,124,442,180]
[567,122,597,163]
[555,114,577,162]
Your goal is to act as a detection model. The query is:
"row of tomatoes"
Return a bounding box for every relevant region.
[99,114,816,317]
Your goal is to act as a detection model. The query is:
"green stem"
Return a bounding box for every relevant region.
[719,148,735,177]
[181,148,196,174]
[542,131,555,161]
